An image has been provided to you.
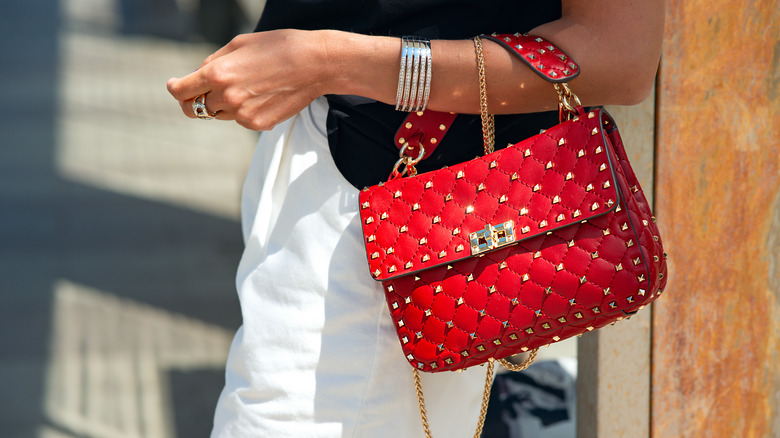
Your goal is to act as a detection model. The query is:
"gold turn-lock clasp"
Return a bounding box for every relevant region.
[469,221,516,255]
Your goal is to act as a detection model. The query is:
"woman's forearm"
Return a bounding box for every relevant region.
[323,0,664,115]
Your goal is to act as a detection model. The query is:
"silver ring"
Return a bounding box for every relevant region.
[192,94,217,120]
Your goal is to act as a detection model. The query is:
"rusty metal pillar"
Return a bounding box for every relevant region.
[652,1,780,437]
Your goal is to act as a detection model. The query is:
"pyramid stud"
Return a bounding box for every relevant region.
[565,172,574,181]
[422,254,430,262]
[413,203,420,211]
[558,138,566,146]
[552,196,561,204]
[603,181,611,189]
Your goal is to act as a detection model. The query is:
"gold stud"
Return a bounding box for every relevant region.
[433,216,441,223]
[524,149,532,157]
[439,124,446,130]
[425,181,433,189]
[568,298,576,305]
[633,257,641,266]
[380,212,388,220]
[388,265,396,273]
[591,128,598,135]
[591,251,599,259]
[533,184,541,192]
[457,297,464,305]
[621,223,629,231]
[419,237,427,244]
[466,205,474,213]
[638,274,646,282]
[456,244,464,252]
[445,358,453,364]
[499,195,508,203]
[467,274,474,282]
[653,255,660,263]
[546,161,554,169]
[520,207,529,215]
[545,287,553,295]
[609,301,617,310]
[453,228,461,235]
[542,323,551,329]
[526,328,535,334]
[558,317,567,323]
[521,226,530,234]
[371,252,379,260]
[567,240,575,247]
[599,163,607,172]
[438,250,447,258]
[558,138,566,146]
[573,210,581,218]
[579,276,587,284]
[592,307,600,314]
[412,203,420,211]
[565,172,574,181]
[535,309,543,317]
[422,254,430,262]
[578,149,585,157]
[500,261,508,269]
[575,312,583,319]
[627,296,635,303]
[399,138,406,144]
[522,273,530,282]
[511,298,519,305]
[405,122,413,129]
[430,137,438,144]
[405,261,413,269]
[603,287,611,296]
[456,170,464,179]
[387,247,394,254]
[595,146,603,154]
[556,213,565,222]
[388,285,394,293]
[477,183,485,191]
[490,160,497,168]
[368,235,376,242]
[476,345,486,352]
[445,193,453,201]
[591,202,599,211]
[509,333,518,340]
[556,263,564,271]
[615,263,623,272]
[586,184,594,192]
[627,239,634,248]
[552,336,561,342]
[533,251,541,259]
[446,265,453,270]
[373,269,381,277]
[638,289,647,296]
[511,172,520,180]
[603,228,611,236]
[539,220,548,228]
[603,181,611,189]
[552,195,561,204]
[398,319,405,327]
[616,205,622,213]
[365,217,374,224]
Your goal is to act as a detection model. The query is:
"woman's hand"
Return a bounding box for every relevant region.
[167,29,333,131]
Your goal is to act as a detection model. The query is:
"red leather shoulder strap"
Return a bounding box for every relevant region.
[482,34,580,83]
[394,34,579,158]
[394,110,457,159]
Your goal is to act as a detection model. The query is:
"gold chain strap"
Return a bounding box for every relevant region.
[413,361,495,438]
[473,36,495,155]
[410,35,545,438]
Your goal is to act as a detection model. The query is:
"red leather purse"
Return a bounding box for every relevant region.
[359,34,667,436]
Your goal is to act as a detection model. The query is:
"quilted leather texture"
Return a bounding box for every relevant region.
[359,108,667,373]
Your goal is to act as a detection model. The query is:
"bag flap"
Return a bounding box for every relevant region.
[359,108,621,281]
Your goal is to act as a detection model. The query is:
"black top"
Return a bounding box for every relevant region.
[256,1,562,188]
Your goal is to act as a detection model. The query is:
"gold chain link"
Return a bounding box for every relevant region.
[414,360,496,438]
[474,36,495,155]
[497,348,539,372]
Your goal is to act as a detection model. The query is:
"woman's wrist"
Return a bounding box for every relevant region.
[318,30,400,104]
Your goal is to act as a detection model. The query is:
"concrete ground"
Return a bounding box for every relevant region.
[0,1,576,437]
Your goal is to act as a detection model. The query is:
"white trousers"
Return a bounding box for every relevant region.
[211,98,488,438]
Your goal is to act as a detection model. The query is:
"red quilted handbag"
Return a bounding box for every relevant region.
[359,34,668,435]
